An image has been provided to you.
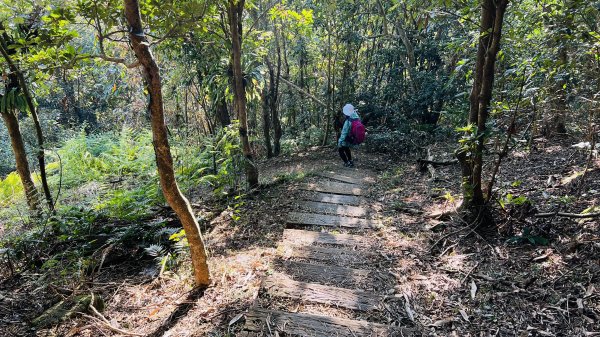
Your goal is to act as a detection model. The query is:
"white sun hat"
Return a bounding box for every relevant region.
[342,103,355,117]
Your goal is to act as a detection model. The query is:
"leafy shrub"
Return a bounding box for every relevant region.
[179,123,245,196]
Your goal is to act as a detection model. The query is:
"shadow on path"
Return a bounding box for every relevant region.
[146,287,206,337]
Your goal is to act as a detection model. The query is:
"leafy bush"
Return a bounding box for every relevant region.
[178,123,245,196]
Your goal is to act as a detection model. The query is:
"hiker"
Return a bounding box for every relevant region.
[338,103,365,168]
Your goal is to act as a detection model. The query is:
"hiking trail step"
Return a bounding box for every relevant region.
[282,228,369,247]
[262,273,383,311]
[315,171,375,185]
[287,212,382,229]
[273,259,373,288]
[277,244,377,267]
[243,307,416,337]
[301,181,365,196]
[297,201,369,217]
[302,192,363,206]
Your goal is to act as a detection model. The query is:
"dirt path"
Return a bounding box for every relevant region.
[238,169,417,336]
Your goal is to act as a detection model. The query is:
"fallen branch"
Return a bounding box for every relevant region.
[535,211,600,219]
[82,314,144,337]
[85,294,144,337]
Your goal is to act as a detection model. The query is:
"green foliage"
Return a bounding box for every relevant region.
[185,123,246,197]
[0,88,28,114]
[0,172,23,207]
[499,193,531,210]
[508,227,549,246]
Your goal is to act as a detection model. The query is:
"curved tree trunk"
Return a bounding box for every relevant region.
[227,0,259,188]
[123,0,211,287]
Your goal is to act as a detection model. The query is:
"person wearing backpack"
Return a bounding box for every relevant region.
[338,103,365,168]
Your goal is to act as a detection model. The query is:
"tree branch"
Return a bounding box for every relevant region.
[74,54,140,68]
[278,75,330,110]
[535,211,600,219]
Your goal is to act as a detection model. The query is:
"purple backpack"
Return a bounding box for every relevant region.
[348,119,366,145]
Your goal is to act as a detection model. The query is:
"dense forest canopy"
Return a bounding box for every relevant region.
[0,0,599,336]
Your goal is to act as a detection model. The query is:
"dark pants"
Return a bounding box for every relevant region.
[338,146,352,163]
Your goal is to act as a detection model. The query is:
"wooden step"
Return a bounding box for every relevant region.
[278,244,375,267]
[283,229,368,247]
[297,201,369,217]
[274,259,372,288]
[287,212,381,229]
[316,171,375,185]
[302,192,363,206]
[262,273,383,311]
[243,307,415,337]
[301,181,365,196]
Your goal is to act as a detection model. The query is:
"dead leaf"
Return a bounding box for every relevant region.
[470,280,477,300]
[585,284,596,298]
[228,313,244,326]
[532,254,549,262]
[459,309,470,322]
[431,317,456,327]
[404,293,415,322]
[410,274,428,280]
[577,298,584,310]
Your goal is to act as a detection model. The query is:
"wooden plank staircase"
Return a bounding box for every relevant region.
[239,170,417,336]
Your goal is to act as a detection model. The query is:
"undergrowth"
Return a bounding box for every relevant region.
[0,125,245,282]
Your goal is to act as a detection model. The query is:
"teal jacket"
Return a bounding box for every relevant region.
[338,112,360,148]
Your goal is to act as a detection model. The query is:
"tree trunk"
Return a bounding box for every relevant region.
[263,57,279,158]
[227,0,259,188]
[272,32,283,155]
[261,83,273,158]
[215,96,231,128]
[0,36,53,213]
[457,0,510,215]
[123,0,211,287]
[1,109,40,212]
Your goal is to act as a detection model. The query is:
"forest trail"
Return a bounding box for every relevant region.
[239,169,417,336]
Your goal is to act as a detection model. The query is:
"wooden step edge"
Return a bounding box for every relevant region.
[243,307,416,337]
[287,212,383,229]
[262,273,383,311]
[282,228,368,246]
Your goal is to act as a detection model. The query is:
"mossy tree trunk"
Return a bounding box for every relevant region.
[123,0,211,287]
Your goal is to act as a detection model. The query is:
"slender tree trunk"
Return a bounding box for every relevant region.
[272,32,283,155]
[322,27,333,146]
[215,96,231,128]
[266,58,281,157]
[456,0,510,214]
[227,0,259,188]
[0,37,53,213]
[123,0,210,287]
[1,110,40,212]
[261,80,273,158]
